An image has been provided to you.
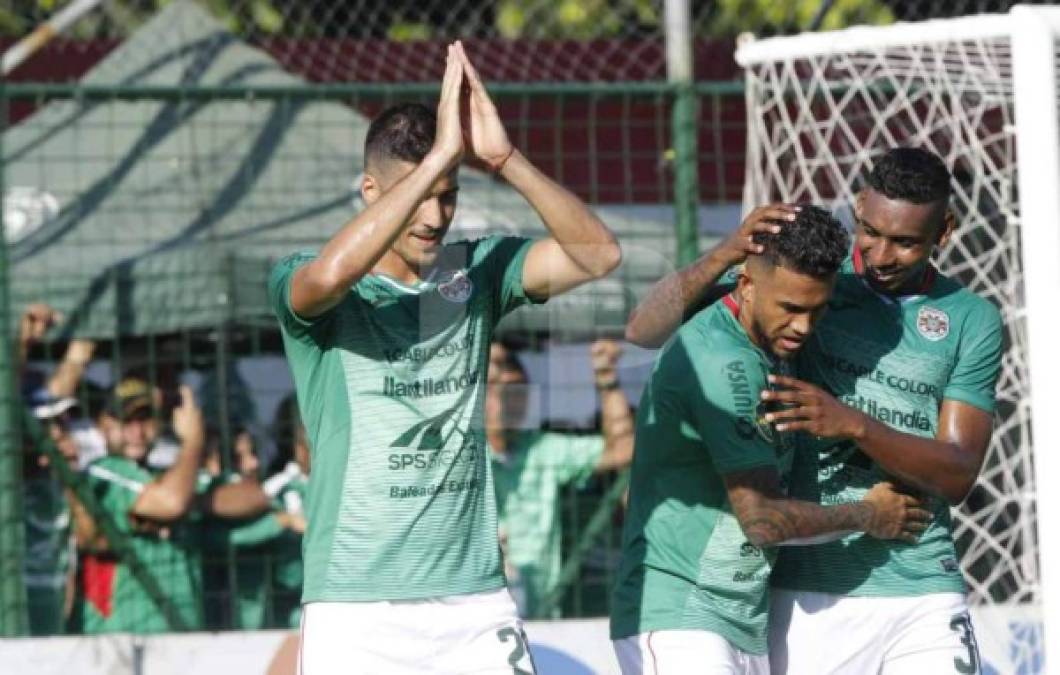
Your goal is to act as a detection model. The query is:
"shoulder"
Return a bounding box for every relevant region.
[929,275,1002,334]
[676,305,759,367]
[664,307,767,395]
[269,251,317,280]
[86,456,150,491]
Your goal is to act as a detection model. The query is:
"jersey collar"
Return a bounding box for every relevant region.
[851,247,936,306]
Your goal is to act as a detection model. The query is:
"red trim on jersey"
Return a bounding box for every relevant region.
[81,554,117,618]
[647,631,660,675]
[723,293,740,318]
[853,245,865,274]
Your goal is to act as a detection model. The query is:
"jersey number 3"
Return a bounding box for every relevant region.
[949,613,980,674]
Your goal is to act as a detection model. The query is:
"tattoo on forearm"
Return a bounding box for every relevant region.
[727,469,874,547]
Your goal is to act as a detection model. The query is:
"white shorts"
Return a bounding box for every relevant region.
[297,588,535,675]
[613,630,769,675]
[768,590,981,675]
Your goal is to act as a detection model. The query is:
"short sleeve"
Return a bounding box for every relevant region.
[674,335,778,475]
[267,252,334,339]
[717,264,742,286]
[536,433,605,487]
[85,459,148,532]
[478,236,540,317]
[944,303,1003,413]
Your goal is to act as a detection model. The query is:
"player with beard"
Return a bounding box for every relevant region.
[624,148,1002,674]
[610,206,928,674]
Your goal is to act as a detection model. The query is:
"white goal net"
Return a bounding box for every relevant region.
[736,6,1060,665]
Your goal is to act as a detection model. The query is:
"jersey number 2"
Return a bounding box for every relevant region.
[496,627,534,674]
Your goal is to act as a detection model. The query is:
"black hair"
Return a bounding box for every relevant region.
[492,340,528,381]
[364,103,436,170]
[268,392,305,476]
[866,147,952,205]
[753,204,849,278]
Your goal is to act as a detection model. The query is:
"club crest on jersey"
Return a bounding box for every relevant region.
[916,306,950,341]
[438,270,473,303]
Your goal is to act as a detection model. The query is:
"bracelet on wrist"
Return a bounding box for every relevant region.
[596,379,620,391]
[489,146,516,173]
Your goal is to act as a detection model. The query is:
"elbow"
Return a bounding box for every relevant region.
[624,315,664,349]
[624,312,642,344]
[153,491,194,521]
[737,511,782,548]
[743,528,777,549]
[943,474,978,506]
[585,239,622,279]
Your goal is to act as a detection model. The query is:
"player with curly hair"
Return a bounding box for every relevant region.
[624,148,1003,674]
[610,205,929,674]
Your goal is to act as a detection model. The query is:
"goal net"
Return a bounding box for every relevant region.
[737,5,1060,668]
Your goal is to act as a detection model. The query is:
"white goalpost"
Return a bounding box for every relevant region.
[736,5,1059,672]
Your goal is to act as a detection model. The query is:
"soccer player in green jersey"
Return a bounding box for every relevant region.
[625,148,1002,674]
[611,206,928,674]
[268,43,620,674]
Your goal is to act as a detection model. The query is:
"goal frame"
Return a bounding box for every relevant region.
[736,4,1060,661]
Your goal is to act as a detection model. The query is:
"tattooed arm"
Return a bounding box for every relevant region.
[625,204,797,347]
[724,467,930,547]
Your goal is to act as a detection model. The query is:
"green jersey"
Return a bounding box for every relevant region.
[492,430,604,618]
[23,476,73,635]
[269,236,538,603]
[773,251,1003,597]
[610,299,796,655]
[79,456,203,633]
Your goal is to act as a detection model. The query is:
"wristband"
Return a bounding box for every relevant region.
[489,146,516,173]
[596,379,621,391]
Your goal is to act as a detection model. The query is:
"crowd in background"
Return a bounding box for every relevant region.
[16,303,634,635]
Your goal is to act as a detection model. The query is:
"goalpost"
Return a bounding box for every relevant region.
[736,5,1059,670]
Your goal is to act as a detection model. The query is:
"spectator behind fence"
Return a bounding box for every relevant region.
[262,393,311,628]
[72,380,269,634]
[15,303,103,635]
[95,377,180,470]
[200,423,304,630]
[488,340,634,619]
[22,385,79,635]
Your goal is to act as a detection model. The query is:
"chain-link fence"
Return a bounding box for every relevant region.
[1,0,1054,637]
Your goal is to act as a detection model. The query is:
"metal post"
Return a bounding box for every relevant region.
[1011,5,1060,663]
[665,0,700,266]
[0,81,28,636]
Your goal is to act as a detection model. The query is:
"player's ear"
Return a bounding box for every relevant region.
[361,171,382,205]
[936,208,956,249]
[737,266,755,308]
[854,190,866,221]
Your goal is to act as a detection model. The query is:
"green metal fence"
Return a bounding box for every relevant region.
[0,71,740,634]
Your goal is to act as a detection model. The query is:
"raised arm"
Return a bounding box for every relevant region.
[724,467,929,547]
[288,46,466,318]
[763,375,992,505]
[130,387,205,521]
[197,479,270,520]
[16,303,60,371]
[48,339,95,398]
[453,43,621,299]
[625,205,796,347]
[589,340,635,473]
